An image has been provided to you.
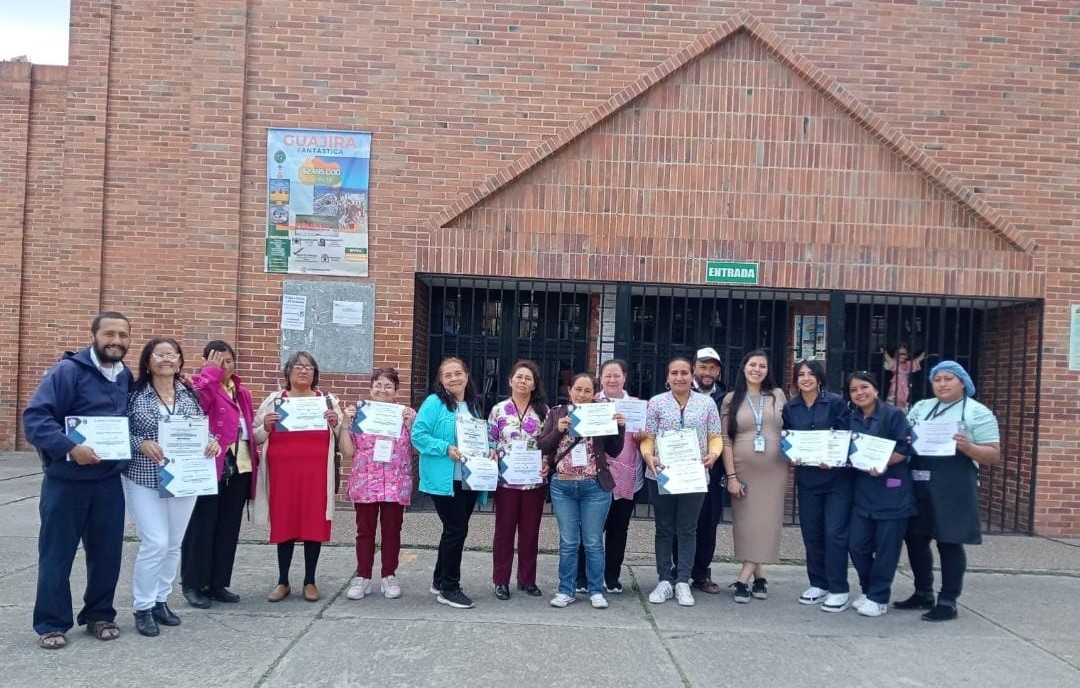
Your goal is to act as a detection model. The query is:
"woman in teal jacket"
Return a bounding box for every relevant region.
[412,356,489,610]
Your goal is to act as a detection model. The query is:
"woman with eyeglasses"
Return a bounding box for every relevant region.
[781,359,851,612]
[124,338,219,637]
[253,351,342,604]
[846,370,915,618]
[720,349,786,604]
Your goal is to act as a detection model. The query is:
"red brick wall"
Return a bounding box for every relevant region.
[3,0,1078,533]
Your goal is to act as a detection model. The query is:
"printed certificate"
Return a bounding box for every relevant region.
[275,396,330,432]
[461,456,499,492]
[655,428,707,495]
[911,419,959,457]
[569,403,618,437]
[65,416,132,461]
[502,447,544,486]
[782,430,851,468]
[612,399,647,433]
[352,400,405,439]
[849,433,897,473]
[455,416,490,462]
[158,416,217,498]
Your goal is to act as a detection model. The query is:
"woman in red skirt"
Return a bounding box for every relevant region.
[253,351,342,603]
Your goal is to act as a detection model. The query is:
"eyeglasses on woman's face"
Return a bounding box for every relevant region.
[293,363,315,372]
[151,352,180,362]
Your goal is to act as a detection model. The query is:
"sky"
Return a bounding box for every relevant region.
[0,1,70,65]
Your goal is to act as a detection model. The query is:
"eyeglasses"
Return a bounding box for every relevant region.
[372,383,396,391]
[151,353,181,362]
[293,364,315,372]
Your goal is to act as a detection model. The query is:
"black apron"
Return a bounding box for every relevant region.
[910,398,982,545]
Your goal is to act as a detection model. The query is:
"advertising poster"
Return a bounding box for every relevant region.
[265,128,371,276]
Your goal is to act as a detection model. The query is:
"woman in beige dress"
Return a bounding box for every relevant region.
[720,349,787,603]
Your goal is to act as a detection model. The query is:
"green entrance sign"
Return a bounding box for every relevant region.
[705,261,759,285]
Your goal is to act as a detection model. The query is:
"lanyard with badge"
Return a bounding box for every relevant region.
[747,393,766,452]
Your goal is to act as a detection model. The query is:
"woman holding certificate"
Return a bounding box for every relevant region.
[340,368,416,601]
[538,373,625,610]
[412,357,490,610]
[125,338,219,637]
[781,359,853,612]
[895,361,1000,622]
[488,360,549,601]
[253,352,342,604]
[845,371,915,618]
[641,358,723,608]
[720,350,785,605]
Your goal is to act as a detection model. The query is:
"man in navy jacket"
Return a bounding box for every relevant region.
[23,312,133,648]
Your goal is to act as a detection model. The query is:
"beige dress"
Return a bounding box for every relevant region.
[721,388,788,564]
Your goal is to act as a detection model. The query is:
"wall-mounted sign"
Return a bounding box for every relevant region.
[706,261,759,285]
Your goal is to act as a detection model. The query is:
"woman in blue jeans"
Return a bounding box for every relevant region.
[538,373,625,609]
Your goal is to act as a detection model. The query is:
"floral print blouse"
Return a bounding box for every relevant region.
[346,426,413,505]
[489,398,544,490]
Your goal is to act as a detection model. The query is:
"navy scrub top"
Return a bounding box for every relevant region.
[848,400,916,520]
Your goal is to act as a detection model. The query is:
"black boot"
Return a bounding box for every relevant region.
[892,592,935,610]
[922,603,959,622]
[208,587,240,603]
[152,602,181,626]
[183,588,212,609]
[134,609,160,637]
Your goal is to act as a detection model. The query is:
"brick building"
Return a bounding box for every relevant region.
[1,1,1076,534]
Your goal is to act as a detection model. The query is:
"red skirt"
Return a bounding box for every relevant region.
[267,429,332,543]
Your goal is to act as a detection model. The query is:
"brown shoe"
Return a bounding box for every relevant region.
[267,584,290,602]
[303,584,320,602]
[691,579,722,595]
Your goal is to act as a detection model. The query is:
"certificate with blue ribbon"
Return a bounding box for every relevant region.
[65,416,131,461]
[568,403,618,438]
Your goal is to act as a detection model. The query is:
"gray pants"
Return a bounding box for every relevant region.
[650,480,706,584]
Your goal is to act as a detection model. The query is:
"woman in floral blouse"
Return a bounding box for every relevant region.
[340,368,416,601]
[489,360,549,600]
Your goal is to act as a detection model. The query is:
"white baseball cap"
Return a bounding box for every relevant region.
[695,347,722,363]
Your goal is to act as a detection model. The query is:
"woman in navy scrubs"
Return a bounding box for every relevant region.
[846,371,915,618]
[782,360,851,612]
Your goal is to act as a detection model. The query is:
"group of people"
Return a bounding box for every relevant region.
[25,312,1001,650]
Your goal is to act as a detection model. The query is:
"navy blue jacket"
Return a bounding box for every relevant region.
[23,347,133,481]
[848,400,916,520]
[782,391,850,490]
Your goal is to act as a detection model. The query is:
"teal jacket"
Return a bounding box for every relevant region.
[412,394,490,503]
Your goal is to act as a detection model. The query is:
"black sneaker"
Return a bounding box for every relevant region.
[575,579,588,594]
[730,581,751,604]
[517,583,543,597]
[605,581,624,594]
[493,584,511,601]
[921,603,958,622]
[151,602,180,626]
[437,589,475,609]
[751,577,768,600]
[893,592,935,610]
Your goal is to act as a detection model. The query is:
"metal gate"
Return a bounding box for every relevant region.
[413,275,1041,532]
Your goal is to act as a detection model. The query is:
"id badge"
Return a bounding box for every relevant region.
[753,434,766,453]
[912,470,931,482]
[373,439,394,463]
[570,443,589,467]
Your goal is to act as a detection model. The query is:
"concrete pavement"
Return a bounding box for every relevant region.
[1,452,1078,687]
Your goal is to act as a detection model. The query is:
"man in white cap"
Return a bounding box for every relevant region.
[669,347,728,594]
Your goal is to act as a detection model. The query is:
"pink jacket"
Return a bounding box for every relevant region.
[191,365,260,496]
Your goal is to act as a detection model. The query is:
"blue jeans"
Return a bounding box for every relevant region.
[550,477,612,596]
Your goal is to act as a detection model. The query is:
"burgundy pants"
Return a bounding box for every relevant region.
[491,486,547,586]
[354,502,405,578]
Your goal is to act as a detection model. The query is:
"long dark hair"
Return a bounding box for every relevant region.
[434,356,482,416]
[727,349,779,441]
[793,359,827,392]
[134,337,193,393]
[508,359,548,418]
[846,370,880,412]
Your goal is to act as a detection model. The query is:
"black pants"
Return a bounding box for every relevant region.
[181,472,250,593]
[34,474,125,634]
[667,478,724,581]
[576,495,637,587]
[650,480,706,584]
[430,481,477,593]
[905,501,967,604]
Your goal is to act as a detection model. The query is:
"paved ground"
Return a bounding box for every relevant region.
[1,452,1079,687]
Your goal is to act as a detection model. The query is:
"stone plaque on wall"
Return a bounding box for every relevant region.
[280,280,375,374]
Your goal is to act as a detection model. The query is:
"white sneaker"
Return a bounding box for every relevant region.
[346,577,371,600]
[799,586,827,605]
[821,592,850,613]
[550,593,576,608]
[857,601,887,617]
[649,581,674,604]
[381,575,401,599]
[674,582,695,607]
[590,593,609,609]
[851,594,869,611]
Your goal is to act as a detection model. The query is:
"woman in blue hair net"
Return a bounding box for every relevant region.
[893,361,1001,622]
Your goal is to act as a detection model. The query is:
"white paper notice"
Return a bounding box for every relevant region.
[332,300,365,327]
[282,295,307,331]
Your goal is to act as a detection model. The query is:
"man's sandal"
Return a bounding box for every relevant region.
[85,620,120,641]
[37,631,67,649]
